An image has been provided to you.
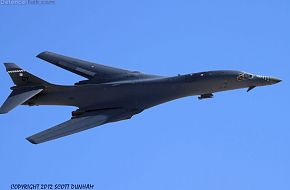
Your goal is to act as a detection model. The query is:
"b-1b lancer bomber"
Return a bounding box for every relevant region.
[0,52,281,144]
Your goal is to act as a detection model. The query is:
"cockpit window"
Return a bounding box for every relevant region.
[244,73,254,79]
[237,73,254,81]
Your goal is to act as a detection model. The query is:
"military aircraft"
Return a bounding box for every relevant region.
[0,51,281,144]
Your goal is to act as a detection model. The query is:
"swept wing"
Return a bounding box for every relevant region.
[37,51,160,84]
[26,108,142,144]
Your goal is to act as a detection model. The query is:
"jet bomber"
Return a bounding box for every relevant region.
[0,52,281,144]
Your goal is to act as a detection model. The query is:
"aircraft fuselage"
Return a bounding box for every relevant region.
[25,70,280,111]
[1,52,282,144]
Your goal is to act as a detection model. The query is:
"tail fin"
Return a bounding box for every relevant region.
[4,63,49,86]
[0,63,49,114]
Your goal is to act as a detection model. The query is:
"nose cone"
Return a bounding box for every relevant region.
[270,77,282,84]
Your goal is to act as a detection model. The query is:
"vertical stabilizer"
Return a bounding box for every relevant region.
[4,63,49,86]
[1,63,49,114]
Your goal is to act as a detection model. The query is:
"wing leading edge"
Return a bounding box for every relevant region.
[37,51,160,84]
[26,108,142,144]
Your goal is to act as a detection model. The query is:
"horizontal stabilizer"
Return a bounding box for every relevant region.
[0,88,43,114]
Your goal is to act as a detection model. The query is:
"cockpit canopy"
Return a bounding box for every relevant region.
[237,73,254,81]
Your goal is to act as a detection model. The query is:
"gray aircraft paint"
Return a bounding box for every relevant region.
[0,52,281,144]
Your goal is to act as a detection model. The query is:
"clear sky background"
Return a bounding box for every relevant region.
[0,0,289,189]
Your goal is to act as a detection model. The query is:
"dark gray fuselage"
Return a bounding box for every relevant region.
[25,70,279,111]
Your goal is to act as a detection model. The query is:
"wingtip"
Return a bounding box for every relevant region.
[36,51,60,64]
[0,111,8,114]
[0,105,8,114]
[26,137,38,144]
[36,51,50,58]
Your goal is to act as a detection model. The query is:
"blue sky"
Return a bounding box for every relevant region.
[0,0,289,189]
